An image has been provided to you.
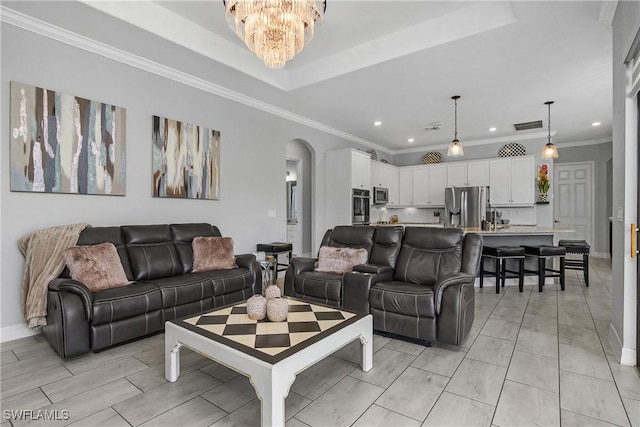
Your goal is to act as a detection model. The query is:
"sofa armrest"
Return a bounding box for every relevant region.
[235,253,256,270]
[352,264,393,274]
[433,272,474,315]
[343,270,394,314]
[284,257,317,298]
[48,278,93,322]
[288,257,317,274]
[235,253,261,295]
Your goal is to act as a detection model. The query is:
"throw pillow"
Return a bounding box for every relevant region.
[64,242,130,292]
[315,246,368,274]
[192,236,238,272]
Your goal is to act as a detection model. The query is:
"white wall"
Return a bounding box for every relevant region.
[0,18,369,338]
[611,0,639,366]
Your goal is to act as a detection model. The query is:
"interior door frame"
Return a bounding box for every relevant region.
[553,161,596,249]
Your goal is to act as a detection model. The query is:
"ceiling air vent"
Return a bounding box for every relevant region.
[513,120,543,131]
[424,121,441,132]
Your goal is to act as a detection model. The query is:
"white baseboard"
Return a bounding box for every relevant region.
[620,347,637,366]
[0,323,41,343]
[592,252,611,259]
[609,322,624,363]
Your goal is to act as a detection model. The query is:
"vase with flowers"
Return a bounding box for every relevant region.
[537,164,550,202]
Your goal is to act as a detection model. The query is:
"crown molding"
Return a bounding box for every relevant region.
[77,0,288,91]
[556,137,612,148]
[0,6,391,154]
[598,1,618,26]
[390,131,554,155]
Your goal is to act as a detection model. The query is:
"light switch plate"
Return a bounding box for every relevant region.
[268,209,276,218]
[617,207,623,222]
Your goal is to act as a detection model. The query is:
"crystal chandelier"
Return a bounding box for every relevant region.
[224,0,326,69]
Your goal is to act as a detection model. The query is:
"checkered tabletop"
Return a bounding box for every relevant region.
[176,299,359,363]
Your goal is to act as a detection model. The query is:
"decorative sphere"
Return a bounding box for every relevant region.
[264,284,281,299]
[246,294,267,320]
[266,297,288,322]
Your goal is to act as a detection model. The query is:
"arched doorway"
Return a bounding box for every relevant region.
[286,139,314,256]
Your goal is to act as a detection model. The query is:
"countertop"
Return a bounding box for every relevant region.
[373,223,573,235]
[462,226,574,235]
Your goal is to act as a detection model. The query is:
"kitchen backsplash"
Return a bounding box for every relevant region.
[373,206,539,225]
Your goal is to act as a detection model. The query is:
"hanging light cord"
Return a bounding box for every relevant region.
[454,97,458,141]
[547,102,551,143]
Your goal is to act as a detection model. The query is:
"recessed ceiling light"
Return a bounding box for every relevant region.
[374,121,382,126]
[489,127,497,132]
[408,138,415,143]
[591,122,601,126]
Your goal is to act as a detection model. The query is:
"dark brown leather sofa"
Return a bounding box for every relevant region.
[284,225,404,307]
[285,226,482,345]
[44,223,261,358]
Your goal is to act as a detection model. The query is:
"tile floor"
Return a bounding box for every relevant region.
[1,257,638,426]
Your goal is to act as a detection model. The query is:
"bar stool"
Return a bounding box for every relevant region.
[480,246,526,293]
[558,239,590,287]
[522,245,566,292]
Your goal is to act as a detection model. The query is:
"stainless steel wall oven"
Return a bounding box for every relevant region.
[352,189,370,225]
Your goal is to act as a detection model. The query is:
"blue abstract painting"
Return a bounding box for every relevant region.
[152,116,220,200]
[10,81,126,195]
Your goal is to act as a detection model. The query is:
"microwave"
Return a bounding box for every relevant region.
[373,187,388,205]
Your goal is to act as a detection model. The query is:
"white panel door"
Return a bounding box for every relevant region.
[553,162,594,245]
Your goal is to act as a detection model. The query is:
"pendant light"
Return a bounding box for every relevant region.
[541,101,558,159]
[447,95,464,157]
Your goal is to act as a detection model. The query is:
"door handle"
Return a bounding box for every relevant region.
[554,220,561,223]
[632,223,639,259]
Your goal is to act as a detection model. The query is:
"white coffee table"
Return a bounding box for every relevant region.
[165,298,373,427]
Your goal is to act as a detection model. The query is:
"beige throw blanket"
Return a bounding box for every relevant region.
[18,223,89,328]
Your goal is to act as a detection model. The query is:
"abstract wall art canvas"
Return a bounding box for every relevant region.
[10,81,126,195]
[152,116,220,200]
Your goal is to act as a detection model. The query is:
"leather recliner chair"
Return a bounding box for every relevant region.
[341,227,482,346]
[284,225,403,307]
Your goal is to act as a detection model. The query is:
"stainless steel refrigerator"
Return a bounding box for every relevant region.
[444,186,489,228]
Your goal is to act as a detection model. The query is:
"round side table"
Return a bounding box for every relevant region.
[258,258,277,291]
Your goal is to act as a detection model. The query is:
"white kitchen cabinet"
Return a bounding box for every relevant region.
[401,165,446,207]
[446,163,467,187]
[399,168,413,205]
[351,151,371,190]
[371,162,386,188]
[489,156,535,206]
[387,167,399,205]
[325,148,372,227]
[412,167,429,205]
[428,164,447,206]
[287,224,300,255]
[446,160,490,187]
[466,161,490,186]
[371,161,399,205]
